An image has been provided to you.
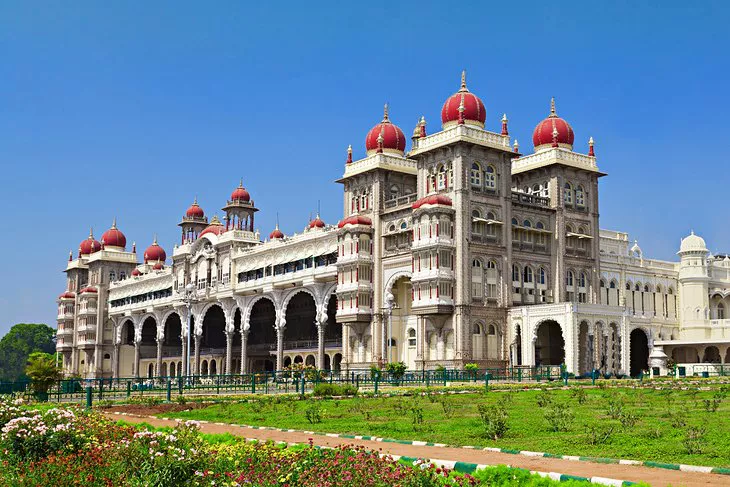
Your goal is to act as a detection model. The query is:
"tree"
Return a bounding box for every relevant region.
[25,352,62,399]
[0,323,56,382]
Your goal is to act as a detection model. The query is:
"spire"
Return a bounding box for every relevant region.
[68,250,73,262]
[193,196,198,205]
[459,70,468,92]
[501,113,509,136]
[549,97,557,118]
[346,144,353,164]
[382,103,390,122]
[88,227,94,239]
[419,116,427,138]
[111,217,117,229]
[132,241,136,253]
[152,234,158,245]
[513,139,519,153]
[588,136,595,157]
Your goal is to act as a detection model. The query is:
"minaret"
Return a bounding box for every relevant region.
[179,197,208,244]
[223,180,259,232]
[677,231,710,333]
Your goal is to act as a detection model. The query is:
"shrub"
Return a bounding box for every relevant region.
[683,425,706,454]
[669,410,687,428]
[703,393,723,412]
[619,410,641,428]
[385,362,407,381]
[312,383,358,397]
[571,387,588,404]
[410,400,424,427]
[536,388,553,408]
[585,424,614,445]
[477,403,509,440]
[606,397,624,419]
[25,352,62,397]
[439,398,455,419]
[369,364,382,379]
[304,403,322,424]
[544,402,575,432]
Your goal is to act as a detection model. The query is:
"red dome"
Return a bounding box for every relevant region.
[79,230,102,255]
[338,215,372,228]
[186,198,205,218]
[309,215,325,229]
[412,194,453,209]
[144,238,167,264]
[79,286,97,294]
[365,105,406,156]
[441,71,486,128]
[231,180,251,202]
[200,216,226,237]
[58,291,75,300]
[532,98,575,151]
[269,225,284,239]
[101,220,126,249]
[152,262,164,270]
[131,268,142,277]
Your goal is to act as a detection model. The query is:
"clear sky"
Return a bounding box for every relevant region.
[0,1,728,336]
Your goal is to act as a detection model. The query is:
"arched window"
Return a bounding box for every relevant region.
[566,224,573,233]
[437,165,447,190]
[610,280,616,289]
[600,280,606,288]
[625,282,631,290]
[718,303,725,320]
[575,185,585,207]
[511,217,519,226]
[473,323,482,335]
[523,220,532,227]
[535,221,544,230]
[471,209,482,234]
[539,267,546,285]
[470,162,482,187]
[400,221,407,230]
[408,328,417,346]
[488,324,497,335]
[566,270,574,286]
[523,266,533,283]
[564,182,573,205]
[532,183,541,195]
[512,264,520,282]
[579,272,587,287]
[109,271,116,282]
[485,165,496,190]
[486,211,497,236]
[472,259,483,299]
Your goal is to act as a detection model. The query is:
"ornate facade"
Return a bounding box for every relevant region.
[56,72,730,379]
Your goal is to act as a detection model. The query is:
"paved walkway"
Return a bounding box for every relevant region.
[107,413,726,487]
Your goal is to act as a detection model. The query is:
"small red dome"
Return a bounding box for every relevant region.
[309,215,325,229]
[58,291,75,300]
[186,198,205,218]
[131,268,142,277]
[230,180,251,202]
[101,220,126,249]
[365,105,406,156]
[152,262,164,270]
[79,230,102,255]
[441,71,486,128]
[200,215,226,237]
[144,238,167,264]
[269,225,284,239]
[532,98,575,151]
[79,286,97,294]
[338,215,372,228]
[412,194,453,209]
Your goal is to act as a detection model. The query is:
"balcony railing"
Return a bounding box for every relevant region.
[384,193,417,210]
[511,191,550,208]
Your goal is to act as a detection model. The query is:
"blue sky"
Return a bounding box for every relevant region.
[0,1,728,336]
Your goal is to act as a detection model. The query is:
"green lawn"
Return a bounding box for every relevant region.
[164,384,730,468]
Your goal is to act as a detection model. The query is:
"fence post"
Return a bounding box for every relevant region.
[518,368,522,382]
[216,375,221,395]
[356,375,359,389]
[166,380,172,402]
[374,375,379,394]
[484,373,489,393]
[98,380,103,400]
[85,386,93,409]
[126,381,131,398]
[252,374,256,394]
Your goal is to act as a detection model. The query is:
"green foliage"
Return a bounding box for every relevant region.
[464,363,479,372]
[471,464,607,486]
[25,352,62,395]
[439,397,455,419]
[535,388,553,407]
[544,402,574,432]
[410,400,424,428]
[304,402,323,424]
[385,361,407,380]
[0,323,56,381]
[683,425,707,454]
[618,410,641,429]
[570,387,588,404]
[369,364,382,379]
[312,383,358,397]
[606,397,624,419]
[477,403,509,440]
[584,424,614,446]
[703,393,723,412]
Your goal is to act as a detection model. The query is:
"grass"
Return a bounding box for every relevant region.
[163,384,730,467]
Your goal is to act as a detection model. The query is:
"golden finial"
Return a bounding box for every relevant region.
[458,94,465,112]
[111,217,117,229]
[153,234,158,245]
[88,227,94,238]
[550,97,556,116]
[239,178,244,188]
[502,113,508,122]
[460,70,467,91]
[382,103,389,122]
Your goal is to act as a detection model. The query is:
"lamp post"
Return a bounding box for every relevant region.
[181,283,197,381]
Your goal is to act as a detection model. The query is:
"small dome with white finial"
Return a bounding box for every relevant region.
[679,231,707,253]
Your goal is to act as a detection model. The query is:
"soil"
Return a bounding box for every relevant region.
[105,410,727,487]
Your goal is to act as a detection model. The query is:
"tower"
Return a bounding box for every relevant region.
[178,198,208,244]
[677,231,710,335]
[223,180,258,232]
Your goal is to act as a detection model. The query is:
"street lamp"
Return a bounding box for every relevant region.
[182,282,197,380]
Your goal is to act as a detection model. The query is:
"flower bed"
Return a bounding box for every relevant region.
[0,397,596,486]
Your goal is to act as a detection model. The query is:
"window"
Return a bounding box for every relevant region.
[437,165,447,190]
[486,212,497,236]
[471,210,482,235]
[390,184,400,197]
[470,162,482,187]
[532,184,541,195]
[535,221,544,230]
[718,303,725,320]
[408,328,417,346]
[575,185,585,207]
[564,183,573,205]
[485,165,496,190]
[523,220,532,228]
[109,271,116,282]
[473,323,482,335]
[400,221,407,230]
[486,260,498,300]
[566,270,574,286]
[511,217,518,226]
[512,264,520,282]
[579,272,587,288]
[120,271,126,280]
[523,266,533,283]
[539,267,546,285]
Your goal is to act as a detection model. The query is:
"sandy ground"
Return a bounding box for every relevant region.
[105,411,728,487]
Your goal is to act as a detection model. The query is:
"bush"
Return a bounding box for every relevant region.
[544,403,574,432]
[703,393,723,412]
[25,352,62,397]
[606,397,624,419]
[410,401,424,428]
[312,383,358,397]
[369,364,382,379]
[585,424,614,445]
[570,387,588,404]
[304,403,323,424]
[477,403,509,440]
[536,389,553,408]
[683,425,706,454]
[619,410,641,429]
[439,398,455,419]
[385,362,407,381]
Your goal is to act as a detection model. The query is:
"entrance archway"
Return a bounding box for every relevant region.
[163,313,182,349]
[703,346,721,363]
[534,320,565,366]
[284,292,317,348]
[248,298,276,371]
[201,305,226,350]
[629,328,649,377]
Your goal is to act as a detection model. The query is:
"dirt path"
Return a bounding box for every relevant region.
[106,413,726,487]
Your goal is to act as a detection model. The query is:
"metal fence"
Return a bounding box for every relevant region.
[0,365,564,403]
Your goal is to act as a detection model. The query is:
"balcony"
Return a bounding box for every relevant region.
[77,323,97,333]
[335,281,373,294]
[411,267,455,283]
[511,191,550,208]
[411,235,454,250]
[336,307,373,323]
[383,193,417,211]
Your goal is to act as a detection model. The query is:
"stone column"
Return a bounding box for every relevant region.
[240,330,248,374]
[133,342,140,378]
[181,334,188,377]
[113,344,120,379]
[275,326,284,371]
[317,321,326,370]
[194,335,201,376]
[225,331,233,375]
[156,339,163,378]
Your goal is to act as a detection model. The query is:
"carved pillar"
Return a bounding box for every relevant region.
[225,331,233,375]
[181,333,188,377]
[113,343,120,379]
[194,335,201,376]
[133,342,140,378]
[156,339,163,378]
[240,330,249,374]
[276,326,284,371]
[317,321,326,370]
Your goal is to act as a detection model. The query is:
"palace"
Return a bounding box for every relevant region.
[56,72,730,379]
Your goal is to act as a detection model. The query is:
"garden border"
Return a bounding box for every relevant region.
[109,411,729,477]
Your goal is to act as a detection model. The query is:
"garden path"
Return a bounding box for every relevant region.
[106,413,724,487]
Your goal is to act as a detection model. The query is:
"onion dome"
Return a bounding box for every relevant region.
[200,215,226,237]
[365,104,406,156]
[308,214,325,229]
[58,291,75,300]
[186,197,205,218]
[152,261,164,270]
[441,71,486,129]
[79,229,102,255]
[269,224,284,240]
[79,286,97,294]
[143,236,167,263]
[532,98,575,151]
[101,219,127,249]
[679,231,708,253]
[131,268,142,277]
[412,194,453,209]
[230,179,251,202]
[338,215,372,228]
